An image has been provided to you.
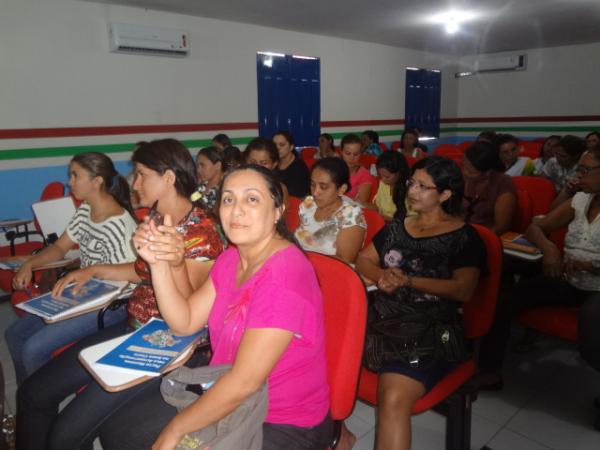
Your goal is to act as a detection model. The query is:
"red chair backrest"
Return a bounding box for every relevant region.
[391,140,402,151]
[362,208,386,247]
[301,147,318,161]
[285,196,302,232]
[512,176,556,217]
[456,140,474,152]
[359,154,377,169]
[405,156,418,168]
[511,189,534,232]
[378,143,388,152]
[462,224,503,339]
[134,207,150,222]
[306,252,367,421]
[40,182,65,201]
[433,144,460,156]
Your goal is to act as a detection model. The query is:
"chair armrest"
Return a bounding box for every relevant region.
[97,296,131,330]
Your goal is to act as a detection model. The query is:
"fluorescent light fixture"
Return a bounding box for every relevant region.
[428,10,477,24]
[292,55,318,60]
[454,71,474,78]
[406,67,421,71]
[445,21,459,34]
[419,136,435,141]
[257,51,285,57]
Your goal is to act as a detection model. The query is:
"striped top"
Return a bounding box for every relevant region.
[66,203,137,268]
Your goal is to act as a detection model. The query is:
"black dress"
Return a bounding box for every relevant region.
[277,152,310,198]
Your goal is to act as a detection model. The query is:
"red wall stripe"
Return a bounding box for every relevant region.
[441,115,600,124]
[321,119,404,127]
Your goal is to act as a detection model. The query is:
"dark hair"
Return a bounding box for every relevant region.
[218,164,297,244]
[311,157,351,192]
[477,130,497,143]
[362,130,379,144]
[400,128,419,148]
[212,134,232,148]
[71,152,133,218]
[465,141,504,172]
[319,133,334,147]
[273,130,294,147]
[244,137,280,166]
[341,133,362,148]
[376,152,410,218]
[197,146,226,172]
[495,133,519,148]
[411,156,464,216]
[222,146,243,170]
[585,131,600,141]
[539,135,561,158]
[132,139,197,198]
[557,135,586,158]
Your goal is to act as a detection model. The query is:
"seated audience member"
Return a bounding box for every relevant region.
[315,133,338,159]
[476,130,497,143]
[273,130,311,198]
[533,135,561,175]
[497,134,535,176]
[222,145,243,170]
[361,130,383,157]
[341,133,375,205]
[372,151,410,221]
[295,158,366,264]
[398,128,426,159]
[411,127,429,153]
[478,145,600,395]
[244,137,289,204]
[194,146,226,210]
[462,141,517,235]
[586,131,600,152]
[16,139,224,450]
[5,152,137,385]
[211,133,232,151]
[98,165,332,450]
[352,156,486,450]
[541,134,586,191]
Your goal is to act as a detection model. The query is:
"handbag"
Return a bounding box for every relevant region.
[160,364,268,450]
[363,292,467,371]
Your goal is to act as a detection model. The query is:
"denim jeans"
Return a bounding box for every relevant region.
[5,306,127,385]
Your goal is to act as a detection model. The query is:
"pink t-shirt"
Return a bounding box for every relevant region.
[347,166,374,199]
[208,246,330,427]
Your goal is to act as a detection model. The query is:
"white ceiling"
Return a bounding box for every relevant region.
[86,0,600,55]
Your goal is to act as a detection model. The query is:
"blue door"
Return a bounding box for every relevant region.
[257,53,320,147]
[405,68,441,138]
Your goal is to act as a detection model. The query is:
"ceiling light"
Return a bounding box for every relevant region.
[445,21,459,34]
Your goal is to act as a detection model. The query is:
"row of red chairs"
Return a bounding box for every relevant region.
[433,140,542,160]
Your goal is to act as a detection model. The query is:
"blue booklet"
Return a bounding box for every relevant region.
[16,279,124,321]
[0,260,23,271]
[95,318,207,376]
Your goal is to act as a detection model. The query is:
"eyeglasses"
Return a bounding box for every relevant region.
[406,179,437,192]
[575,164,600,176]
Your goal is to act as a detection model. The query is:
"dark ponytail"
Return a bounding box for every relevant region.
[71,152,134,218]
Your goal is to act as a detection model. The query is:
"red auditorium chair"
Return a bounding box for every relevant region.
[512,176,556,217]
[456,140,474,152]
[391,140,402,151]
[306,252,367,449]
[359,154,377,169]
[284,196,302,232]
[433,144,460,156]
[512,189,534,233]
[519,140,542,159]
[357,224,502,450]
[362,208,386,247]
[405,155,418,168]
[378,142,389,152]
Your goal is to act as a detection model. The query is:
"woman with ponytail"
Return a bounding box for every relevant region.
[6,152,138,385]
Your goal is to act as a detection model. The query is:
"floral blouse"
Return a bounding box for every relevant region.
[192,182,219,210]
[294,196,366,256]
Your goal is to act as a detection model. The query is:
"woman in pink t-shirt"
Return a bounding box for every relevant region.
[113,164,332,450]
[341,133,375,205]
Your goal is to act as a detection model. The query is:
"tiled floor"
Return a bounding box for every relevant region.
[1,299,599,449]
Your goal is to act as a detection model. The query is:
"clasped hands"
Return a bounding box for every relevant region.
[377,267,411,294]
[543,247,591,279]
[133,214,185,268]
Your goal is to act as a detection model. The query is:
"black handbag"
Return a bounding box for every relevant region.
[363,292,467,371]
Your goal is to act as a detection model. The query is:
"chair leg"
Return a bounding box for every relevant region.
[445,390,472,450]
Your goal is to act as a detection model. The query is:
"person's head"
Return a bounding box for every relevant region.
[310,157,350,208]
[585,131,600,152]
[69,152,133,214]
[196,146,225,185]
[401,129,419,149]
[463,141,504,179]
[376,151,410,218]
[218,165,294,247]
[341,134,363,171]
[131,139,197,208]
[211,134,232,151]
[272,130,295,161]
[318,133,335,153]
[477,130,497,143]
[540,135,561,160]
[222,146,243,170]
[408,156,464,216]
[575,144,600,194]
[361,130,379,150]
[553,135,586,169]
[496,134,520,168]
[244,137,279,170]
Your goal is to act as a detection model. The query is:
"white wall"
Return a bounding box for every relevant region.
[0,0,456,129]
[456,42,600,117]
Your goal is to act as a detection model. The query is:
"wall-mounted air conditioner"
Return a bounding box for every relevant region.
[455,54,526,78]
[109,23,189,57]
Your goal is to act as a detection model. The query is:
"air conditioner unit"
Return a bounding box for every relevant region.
[109,23,189,57]
[475,54,526,73]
